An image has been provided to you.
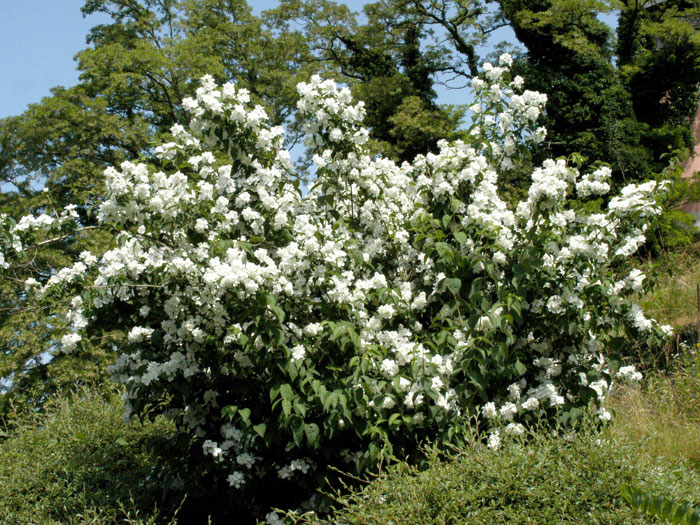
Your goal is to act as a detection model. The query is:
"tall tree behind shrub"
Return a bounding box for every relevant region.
[618,0,700,174]
[500,0,651,184]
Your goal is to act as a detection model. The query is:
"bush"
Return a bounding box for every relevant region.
[0,55,673,518]
[315,429,700,524]
[0,387,177,524]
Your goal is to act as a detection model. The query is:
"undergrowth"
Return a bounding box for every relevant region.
[299,426,700,524]
[0,387,178,524]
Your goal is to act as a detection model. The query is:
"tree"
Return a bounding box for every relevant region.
[499,0,652,184]
[617,0,700,172]
[270,0,495,161]
[0,85,146,422]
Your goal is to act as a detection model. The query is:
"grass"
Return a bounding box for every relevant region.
[605,346,700,471]
[607,243,700,469]
[308,356,700,525]
[640,244,700,329]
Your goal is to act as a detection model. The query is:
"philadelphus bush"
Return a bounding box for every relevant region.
[0,54,671,517]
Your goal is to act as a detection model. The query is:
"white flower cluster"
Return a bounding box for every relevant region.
[1,55,672,513]
[0,205,80,270]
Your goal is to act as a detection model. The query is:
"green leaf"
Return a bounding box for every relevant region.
[280,384,293,401]
[282,399,292,418]
[304,423,320,446]
[222,405,238,419]
[445,277,461,295]
[253,423,266,438]
[388,412,402,427]
[621,485,700,524]
[294,401,307,417]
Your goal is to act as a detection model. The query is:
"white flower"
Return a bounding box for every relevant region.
[499,53,513,66]
[377,304,395,319]
[589,379,608,399]
[476,315,493,332]
[499,402,517,421]
[617,365,642,382]
[265,512,284,525]
[303,323,322,336]
[290,345,306,362]
[329,128,343,142]
[550,395,565,406]
[526,106,540,121]
[596,408,612,422]
[227,471,245,488]
[505,423,525,436]
[508,382,522,400]
[127,326,154,343]
[482,402,498,419]
[195,218,209,232]
[487,431,501,450]
[278,458,311,480]
[61,333,81,352]
[521,397,539,411]
[237,453,256,469]
[381,359,399,377]
[203,440,224,461]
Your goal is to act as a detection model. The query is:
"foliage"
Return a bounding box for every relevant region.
[305,427,700,524]
[0,387,177,525]
[617,0,700,173]
[621,485,700,525]
[500,0,651,184]
[3,0,698,422]
[0,56,674,521]
[0,85,146,423]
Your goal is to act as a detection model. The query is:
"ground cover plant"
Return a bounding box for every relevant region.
[0,56,674,520]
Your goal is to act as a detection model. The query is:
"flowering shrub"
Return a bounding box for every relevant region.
[0,55,671,516]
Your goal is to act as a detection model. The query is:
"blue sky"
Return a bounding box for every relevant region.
[0,1,106,117]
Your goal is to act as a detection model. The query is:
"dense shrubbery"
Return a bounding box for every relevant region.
[313,427,700,524]
[0,56,673,519]
[0,388,176,524]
